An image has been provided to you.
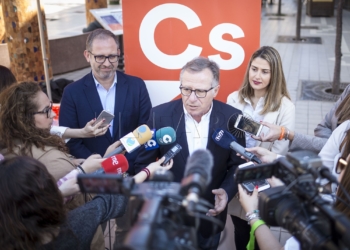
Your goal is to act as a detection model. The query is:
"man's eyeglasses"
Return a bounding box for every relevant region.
[33,101,53,118]
[88,51,119,64]
[336,157,348,174]
[179,85,216,98]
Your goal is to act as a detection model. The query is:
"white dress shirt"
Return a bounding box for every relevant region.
[183,105,213,155]
[240,96,265,148]
[93,73,117,136]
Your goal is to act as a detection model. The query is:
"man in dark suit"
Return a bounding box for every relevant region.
[59,29,151,174]
[134,57,246,249]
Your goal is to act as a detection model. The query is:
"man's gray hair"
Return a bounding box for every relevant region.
[180,57,220,87]
[86,29,119,51]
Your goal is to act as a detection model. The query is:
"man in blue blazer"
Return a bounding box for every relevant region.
[134,57,246,250]
[59,29,151,174]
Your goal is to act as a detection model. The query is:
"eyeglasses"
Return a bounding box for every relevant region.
[88,51,119,64]
[33,101,53,118]
[336,157,348,174]
[179,85,216,98]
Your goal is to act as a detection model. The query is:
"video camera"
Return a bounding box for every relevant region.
[77,150,224,250]
[235,151,350,250]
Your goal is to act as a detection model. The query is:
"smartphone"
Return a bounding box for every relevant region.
[93,110,115,128]
[238,162,270,193]
[235,162,276,184]
[161,144,182,166]
[234,114,263,136]
[77,173,125,194]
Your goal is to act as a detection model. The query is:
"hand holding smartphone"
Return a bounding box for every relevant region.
[234,114,263,137]
[93,110,114,128]
[238,161,270,193]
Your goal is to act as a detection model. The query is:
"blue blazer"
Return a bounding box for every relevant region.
[59,71,152,174]
[134,99,246,237]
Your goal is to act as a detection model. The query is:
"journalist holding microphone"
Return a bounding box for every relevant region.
[0,81,130,249]
[237,152,350,250]
[0,154,173,250]
[134,57,246,250]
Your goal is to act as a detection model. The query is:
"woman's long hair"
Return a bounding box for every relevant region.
[0,81,67,156]
[336,94,350,125]
[0,156,66,249]
[238,46,291,115]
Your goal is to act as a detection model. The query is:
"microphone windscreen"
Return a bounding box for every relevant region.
[212,129,235,149]
[184,149,213,185]
[227,113,245,139]
[132,125,153,144]
[156,127,176,145]
[144,129,160,151]
[101,154,129,174]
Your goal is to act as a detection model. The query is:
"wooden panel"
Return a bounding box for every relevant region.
[85,0,107,25]
[2,0,52,82]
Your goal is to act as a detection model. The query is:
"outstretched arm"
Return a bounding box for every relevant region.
[133,157,173,183]
[238,185,284,250]
[62,119,110,140]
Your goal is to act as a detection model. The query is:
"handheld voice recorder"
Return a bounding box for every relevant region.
[161,143,182,166]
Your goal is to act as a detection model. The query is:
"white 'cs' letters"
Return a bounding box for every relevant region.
[139,3,202,69]
[139,3,245,70]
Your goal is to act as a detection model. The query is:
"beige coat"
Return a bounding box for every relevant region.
[226,91,296,219]
[31,145,76,181]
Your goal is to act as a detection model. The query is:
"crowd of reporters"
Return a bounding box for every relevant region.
[1,27,350,250]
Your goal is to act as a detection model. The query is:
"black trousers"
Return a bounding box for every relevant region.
[231,215,260,250]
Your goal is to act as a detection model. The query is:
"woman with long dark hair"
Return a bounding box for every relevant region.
[0,156,127,250]
[0,81,114,249]
[0,81,105,181]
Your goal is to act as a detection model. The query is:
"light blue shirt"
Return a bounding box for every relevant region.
[93,73,117,136]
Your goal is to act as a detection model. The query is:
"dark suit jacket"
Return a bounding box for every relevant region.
[134,99,246,237]
[59,71,152,174]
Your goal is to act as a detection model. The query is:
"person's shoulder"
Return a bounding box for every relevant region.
[337,119,350,131]
[152,99,182,112]
[279,96,295,113]
[227,91,239,101]
[31,144,68,160]
[64,72,92,91]
[214,99,241,113]
[342,84,350,96]
[118,71,145,85]
[280,96,295,107]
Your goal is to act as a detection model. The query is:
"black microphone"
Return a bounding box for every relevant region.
[211,129,262,164]
[230,141,262,164]
[318,167,339,184]
[180,149,213,211]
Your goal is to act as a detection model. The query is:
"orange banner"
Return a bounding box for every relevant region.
[123,0,261,106]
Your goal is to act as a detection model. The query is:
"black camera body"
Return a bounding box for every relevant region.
[235,151,350,250]
[78,170,222,250]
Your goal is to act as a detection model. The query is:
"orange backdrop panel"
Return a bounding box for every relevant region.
[123,0,261,103]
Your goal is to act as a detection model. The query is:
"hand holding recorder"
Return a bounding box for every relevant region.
[238,147,278,164]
